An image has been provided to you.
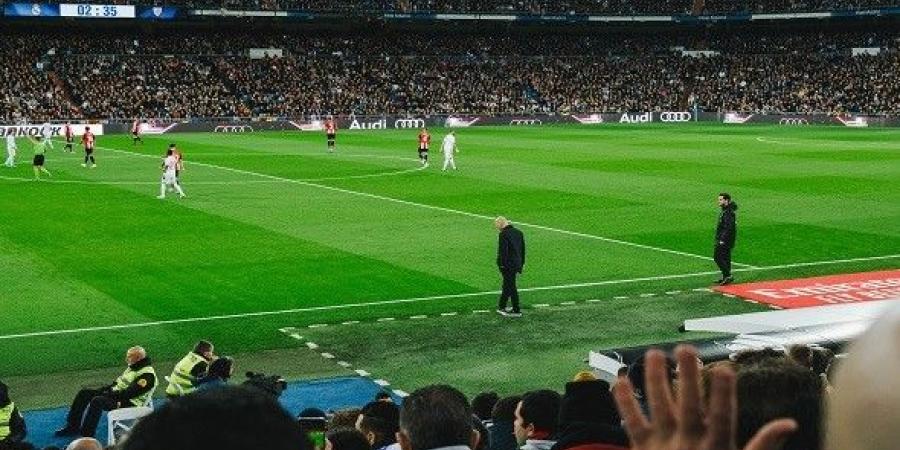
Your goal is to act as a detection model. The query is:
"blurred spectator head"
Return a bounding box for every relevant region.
[398,385,477,450]
[120,386,310,450]
[736,359,823,450]
[514,390,561,444]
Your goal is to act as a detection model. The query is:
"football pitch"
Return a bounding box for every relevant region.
[1,123,898,405]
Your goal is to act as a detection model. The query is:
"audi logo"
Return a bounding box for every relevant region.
[659,112,693,122]
[509,120,542,126]
[214,125,254,133]
[393,119,426,129]
[778,118,809,126]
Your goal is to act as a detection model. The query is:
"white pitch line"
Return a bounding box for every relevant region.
[374,379,391,387]
[2,255,897,341]
[308,324,328,329]
[320,352,335,359]
[341,321,360,325]
[355,369,371,377]
[376,317,396,322]
[305,342,319,350]
[89,143,752,267]
[409,315,428,320]
[534,303,550,308]
[392,389,410,397]
[337,361,352,368]
[472,310,490,314]
[560,301,576,306]
[440,312,458,317]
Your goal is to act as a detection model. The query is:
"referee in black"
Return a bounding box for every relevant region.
[495,216,526,317]
[714,193,738,285]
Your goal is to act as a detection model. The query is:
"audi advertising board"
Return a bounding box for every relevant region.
[0,124,104,137]
[214,125,255,133]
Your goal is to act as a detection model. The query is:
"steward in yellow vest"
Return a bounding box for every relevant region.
[0,380,26,445]
[55,346,157,438]
[166,340,215,396]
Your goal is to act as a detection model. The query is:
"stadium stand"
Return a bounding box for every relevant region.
[2,25,898,121]
[26,0,900,13]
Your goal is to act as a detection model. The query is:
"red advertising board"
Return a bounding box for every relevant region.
[715,270,900,309]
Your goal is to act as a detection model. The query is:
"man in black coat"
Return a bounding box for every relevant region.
[495,216,526,317]
[714,193,738,285]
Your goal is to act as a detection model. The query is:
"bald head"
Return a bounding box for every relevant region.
[827,304,900,450]
[494,216,509,231]
[66,437,103,450]
[126,346,147,365]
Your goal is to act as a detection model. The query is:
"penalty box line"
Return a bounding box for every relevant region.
[89,143,756,268]
[1,253,896,341]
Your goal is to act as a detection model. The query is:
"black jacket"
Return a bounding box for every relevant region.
[497,225,526,273]
[0,383,26,444]
[715,202,738,248]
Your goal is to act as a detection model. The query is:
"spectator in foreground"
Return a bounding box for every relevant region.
[514,390,561,450]
[120,386,311,450]
[356,401,400,450]
[330,408,363,429]
[64,438,102,450]
[397,385,479,450]
[736,359,823,450]
[489,395,522,450]
[613,345,797,450]
[0,380,26,447]
[552,372,628,450]
[326,428,371,450]
[827,304,900,450]
[472,392,500,423]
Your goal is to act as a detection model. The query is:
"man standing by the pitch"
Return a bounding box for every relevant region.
[714,193,738,285]
[495,216,525,317]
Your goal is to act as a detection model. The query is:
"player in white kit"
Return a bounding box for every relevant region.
[41,122,54,150]
[441,131,458,172]
[158,148,186,199]
[5,134,17,167]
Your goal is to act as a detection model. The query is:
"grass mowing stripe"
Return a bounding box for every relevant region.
[2,253,896,341]
[90,143,753,267]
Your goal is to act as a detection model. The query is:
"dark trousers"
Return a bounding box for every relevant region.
[714,244,733,278]
[65,388,119,437]
[498,268,520,313]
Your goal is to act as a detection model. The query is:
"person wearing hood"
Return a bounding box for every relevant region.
[514,390,561,450]
[55,346,156,438]
[714,192,738,285]
[550,372,627,450]
[0,380,27,446]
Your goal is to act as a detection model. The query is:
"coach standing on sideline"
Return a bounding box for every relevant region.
[714,193,738,285]
[495,216,526,317]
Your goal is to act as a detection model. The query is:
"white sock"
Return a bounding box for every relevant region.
[174,183,185,197]
[159,183,166,197]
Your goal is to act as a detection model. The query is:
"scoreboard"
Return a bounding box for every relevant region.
[59,4,136,19]
[3,3,178,19]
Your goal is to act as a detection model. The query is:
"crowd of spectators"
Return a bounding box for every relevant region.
[1,27,898,121]
[3,302,900,450]
[25,0,900,13]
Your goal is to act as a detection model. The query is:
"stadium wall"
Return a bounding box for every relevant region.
[90,112,900,134]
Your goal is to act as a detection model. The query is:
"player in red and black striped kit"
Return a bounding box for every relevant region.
[63,122,74,153]
[325,118,336,153]
[81,127,96,168]
[132,119,144,145]
[418,128,431,167]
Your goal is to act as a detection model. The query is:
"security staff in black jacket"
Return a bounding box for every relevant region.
[714,193,738,285]
[56,346,157,438]
[0,380,27,446]
[495,216,526,317]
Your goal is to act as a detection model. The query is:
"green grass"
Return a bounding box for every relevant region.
[0,123,898,406]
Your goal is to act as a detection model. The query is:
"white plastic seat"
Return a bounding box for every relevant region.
[106,396,154,446]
